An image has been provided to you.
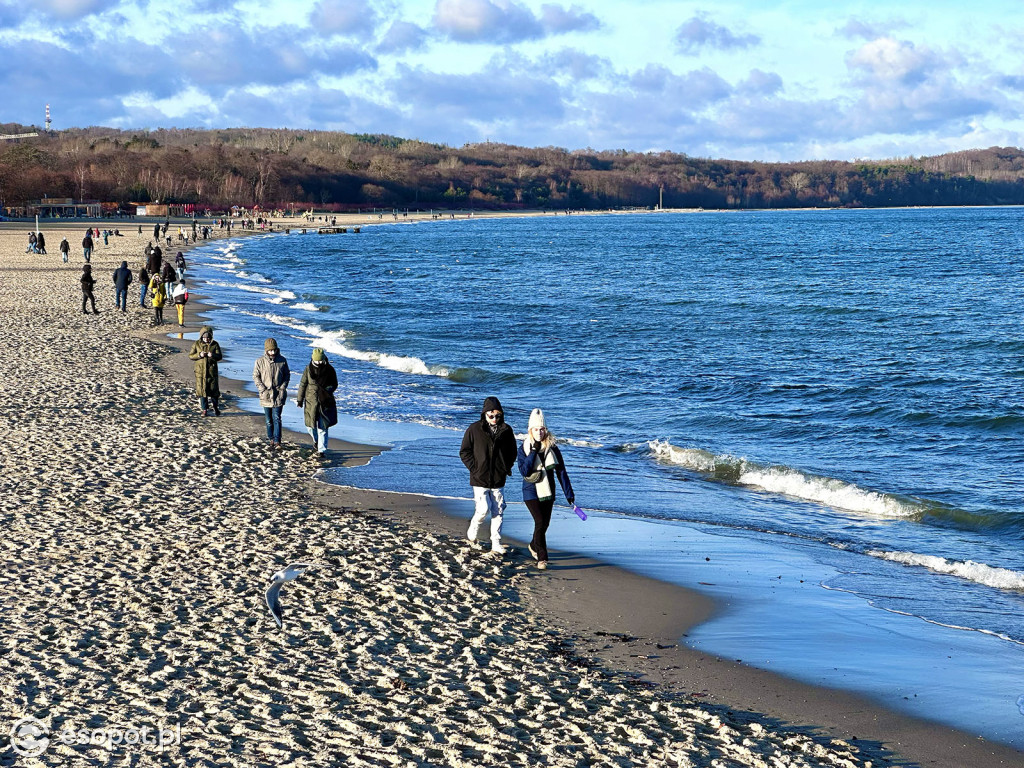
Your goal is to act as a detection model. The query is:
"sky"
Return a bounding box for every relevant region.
[1,0,1023,161]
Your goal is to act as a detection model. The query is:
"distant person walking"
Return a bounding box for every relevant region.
[146,243,161,276]
[59,237,70,263]
[459,396,517,555]
[517,409,575,571]
[35,231,46,254]
[82,232,93,262]
[161,260,175,301]
[153,223,160,241]
[175,251,187,280]
[188,326,223,417]
[149,273,166,325]
[25,232,37,253]
[80,264,98,314]
[171,279,188,326]
[253,339,289,449]
[296,348,337,457]
[139,265,150,306]
[112,260,133,312]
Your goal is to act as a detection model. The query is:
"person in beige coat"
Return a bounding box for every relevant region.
[253,338,290,449]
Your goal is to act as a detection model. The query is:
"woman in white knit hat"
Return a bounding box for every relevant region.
[517,408,575,569]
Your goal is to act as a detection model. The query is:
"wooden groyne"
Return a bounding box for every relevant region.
[315,226,360,234]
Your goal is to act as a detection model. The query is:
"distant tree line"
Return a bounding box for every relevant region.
[3,123,1024,212]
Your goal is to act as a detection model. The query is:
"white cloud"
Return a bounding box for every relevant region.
[847,37,936,84]
[310,0,379,36]
[34,0,105,19]
[376,20,428,53]
[433,0,542,42]
[675,12,759,55]
[539,4,601,34]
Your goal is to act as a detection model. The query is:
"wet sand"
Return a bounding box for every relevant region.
[0,221,1021,767]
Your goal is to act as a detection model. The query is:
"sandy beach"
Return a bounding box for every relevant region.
[1,220,1022,767]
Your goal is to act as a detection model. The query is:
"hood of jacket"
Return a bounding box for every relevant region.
[480,396,504,421]
[199,325,214,339]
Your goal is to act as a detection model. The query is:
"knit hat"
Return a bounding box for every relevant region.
[311,348,325,362]
[264,338,278,352]
[528,408,546,432]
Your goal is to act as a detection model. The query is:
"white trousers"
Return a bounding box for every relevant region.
[468,487,505,545]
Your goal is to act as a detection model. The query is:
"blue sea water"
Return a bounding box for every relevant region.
[185,208,1024,745]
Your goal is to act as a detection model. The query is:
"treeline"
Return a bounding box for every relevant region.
[3,123,1024,211]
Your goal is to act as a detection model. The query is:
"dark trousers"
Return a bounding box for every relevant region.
[82,290,96,313]
[525,497,554,562]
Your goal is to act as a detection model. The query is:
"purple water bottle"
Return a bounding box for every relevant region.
[573,504,587,521]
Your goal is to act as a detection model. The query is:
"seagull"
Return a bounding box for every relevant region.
[265,563,315,629]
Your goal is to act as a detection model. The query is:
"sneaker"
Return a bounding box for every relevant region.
[201,409,208,417]
[537,561,548,570]
[491,544,507,556]
[466,538,483,550]
[212,404,221,416]
[528,544,538,561]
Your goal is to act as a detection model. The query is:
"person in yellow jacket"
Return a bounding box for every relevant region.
[149,273,166,325]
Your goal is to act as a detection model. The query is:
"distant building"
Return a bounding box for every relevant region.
[27,198,102,218]
[134,203,197,217]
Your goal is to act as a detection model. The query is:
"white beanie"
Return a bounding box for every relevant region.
[528,408,546,432]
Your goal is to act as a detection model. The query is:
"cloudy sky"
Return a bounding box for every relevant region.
[2,0,1022,161]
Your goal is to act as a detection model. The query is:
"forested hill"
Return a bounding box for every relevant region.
[3,123,1024,211]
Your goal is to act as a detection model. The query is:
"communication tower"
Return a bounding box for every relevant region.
[45,104,51,132]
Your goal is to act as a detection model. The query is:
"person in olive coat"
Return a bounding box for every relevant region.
[296,347,338,457]
[188,326,223,416]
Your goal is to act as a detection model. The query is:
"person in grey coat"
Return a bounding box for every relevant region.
[253,338,290,449]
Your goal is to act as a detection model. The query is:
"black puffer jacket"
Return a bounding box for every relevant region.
[460,396,517,489]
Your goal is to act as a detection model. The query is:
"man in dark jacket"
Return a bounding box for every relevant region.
[460,396,517,554]
[160,260,176,300]
[112,261,133,312]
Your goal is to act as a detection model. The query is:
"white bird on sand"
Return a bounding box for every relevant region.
[265,563,315,628]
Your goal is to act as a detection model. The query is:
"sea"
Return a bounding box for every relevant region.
[183,207,1024,747]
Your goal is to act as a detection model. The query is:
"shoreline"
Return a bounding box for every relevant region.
[1,222,1022,766]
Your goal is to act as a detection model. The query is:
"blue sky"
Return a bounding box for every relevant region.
[2,0,1022,161]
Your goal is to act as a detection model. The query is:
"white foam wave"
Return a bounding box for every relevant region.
[649,441,719,473]
[739,466,915,517]
[867,550,1024,591]
[237,284,295,300]
[292,302,322,312]
[315,336,451,377]
[560,437,604,448]
[237,310,332,339]
[236,270,273,284]
[648,440,920,518]
[514,433,603,448]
